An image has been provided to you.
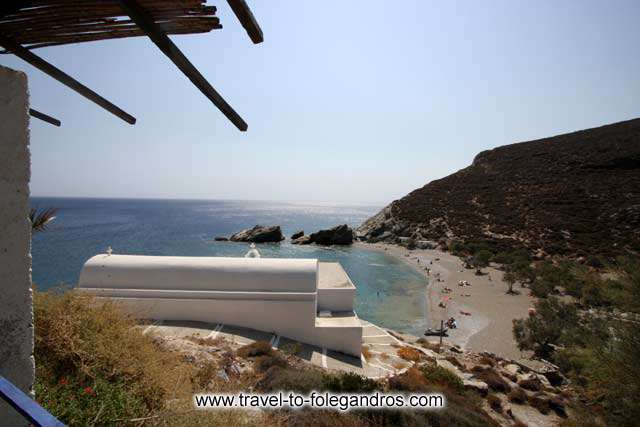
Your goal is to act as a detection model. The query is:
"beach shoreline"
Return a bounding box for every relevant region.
[357,242,534,360]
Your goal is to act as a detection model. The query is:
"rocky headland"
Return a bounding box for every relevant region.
[357,118,640,260]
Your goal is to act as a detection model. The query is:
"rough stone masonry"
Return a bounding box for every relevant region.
[0,65,35,426]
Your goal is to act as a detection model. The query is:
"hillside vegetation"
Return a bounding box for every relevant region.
[358,118,640,259]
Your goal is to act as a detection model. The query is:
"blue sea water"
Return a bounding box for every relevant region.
[30,198,427,335]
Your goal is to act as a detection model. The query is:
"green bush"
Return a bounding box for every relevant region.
[420,364,465,394]
[473,250,493,274]
[322,372,380,392]
[256,366,324,393]
[493,249,530,266]
[511,258,640,426]
[513,297,579,358]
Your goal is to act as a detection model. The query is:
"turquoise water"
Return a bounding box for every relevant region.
[30,198,427,335]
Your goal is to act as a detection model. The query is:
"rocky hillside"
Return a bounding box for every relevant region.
[358,118,640,259]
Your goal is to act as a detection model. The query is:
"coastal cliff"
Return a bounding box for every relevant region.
[358,118,640,259]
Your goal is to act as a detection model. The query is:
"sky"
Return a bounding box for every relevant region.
[3,0,639,204]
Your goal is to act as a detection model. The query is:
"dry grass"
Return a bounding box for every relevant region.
[387,367,497,426]
[397,346,422,362]
[416,337,441,352]
[33,290,258,426]
[185,334,226,347]
[392,361,407,370]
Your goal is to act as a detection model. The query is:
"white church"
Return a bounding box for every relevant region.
[78,249,363,356]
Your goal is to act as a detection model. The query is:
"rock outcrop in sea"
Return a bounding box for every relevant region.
[358,118,640,259]
[229,225,284,243]
[291,224,355,246]
[309,224,354,245]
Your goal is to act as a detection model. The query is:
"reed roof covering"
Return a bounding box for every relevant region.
[0,0,222,51]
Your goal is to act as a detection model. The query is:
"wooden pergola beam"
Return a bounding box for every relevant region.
[0,34,136,125]
[118,0,248,131]
[226,0,263,44]
[29,108,61,127]
[0,1,30,20]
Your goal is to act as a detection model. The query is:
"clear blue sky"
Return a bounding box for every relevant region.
[3,0,639,204]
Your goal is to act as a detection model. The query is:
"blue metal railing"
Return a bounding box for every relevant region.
[0,376,65,427]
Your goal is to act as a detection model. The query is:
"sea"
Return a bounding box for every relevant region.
[30,197,427,335]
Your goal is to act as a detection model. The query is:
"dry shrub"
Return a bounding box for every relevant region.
[487,394,502,413]
[519,377,542,391]
[387,368,497,427]
[256,366,324,393]
[470,365,487,374]
[416,338,441,352]
[33,290,190,425]
[186,334,225,347]
[267,409,365,427]
[322,372,379,393]
[528,393,551,414]
[280,342,302,356]
[549,396,567,418]
[508,387,527,404]
[361,345,372,361]
[478,355,495,366]
[192,360,219,389]
[475,368,511,393]
[397,346,422,362]
[236,341,272,358]
[388,367,430,392]
[254,353,288,373]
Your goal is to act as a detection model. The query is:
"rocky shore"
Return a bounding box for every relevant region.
[152,320,569,427]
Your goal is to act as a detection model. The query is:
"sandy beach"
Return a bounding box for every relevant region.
[359,242,535,360]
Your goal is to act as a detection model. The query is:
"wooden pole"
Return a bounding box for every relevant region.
[29,108,61,127]
[226,0,264,44]
[0,34,136,125]
[439,320,444,346]
[119,0,248,131]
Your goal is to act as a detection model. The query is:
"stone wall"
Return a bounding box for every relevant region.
[0,65,34,426]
